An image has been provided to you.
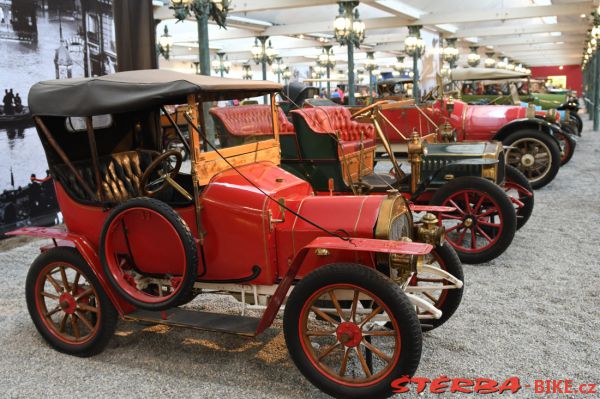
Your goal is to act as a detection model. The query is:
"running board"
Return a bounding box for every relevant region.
[123,308,262,337]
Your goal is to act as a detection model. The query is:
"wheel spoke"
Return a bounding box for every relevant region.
[75,311,94,331]
[354,346,373,378]
[440,212,462,220]
[478,219,501,228]
[456,227,467,246]
[473,195,485,213]
[423,291,438,303]
[306,330,336,337]
[59,266,69,292]
[363,330,397,337]
[41,291,60,300]
[77,302,99,313]
[45,306,61,317]
[338,348,351,377]
[318,342,341,361]
[359,305,383,327]
[75,288,93,301]
[362,338,392,363]
[463,192,472,214]
[448,199,466,215]
[477,207,499,219]
[72,272,81,295]
[46,274,62,293]
[349,289,359,323]
[70,315,81,339]
[328,290,346,322]
[475,226,493,243]
[445,222,464,233]
[311,306,340,326]
[59,314,69,332]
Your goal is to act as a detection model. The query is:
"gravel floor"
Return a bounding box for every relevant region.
[0,118,599,398]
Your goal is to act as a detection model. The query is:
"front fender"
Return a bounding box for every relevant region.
[7,227,133,315]
[255,236,432,334]
[492,118,561,148]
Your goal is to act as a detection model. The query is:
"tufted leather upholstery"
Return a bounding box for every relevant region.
[54,151,154,204]
[290,107,376,154]
[209,105,295,137]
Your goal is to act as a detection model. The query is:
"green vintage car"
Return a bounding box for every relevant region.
[452,67,582,133]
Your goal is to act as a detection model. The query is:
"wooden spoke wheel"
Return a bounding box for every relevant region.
[504,165,535,230]
[408,244,464,330]
[503,130,561,189]
[430,177,516,264]
[554,130,576,165]
[284,263,421,399]
[26,247,117,357]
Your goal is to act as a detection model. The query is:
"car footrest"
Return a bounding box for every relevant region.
[124,308,262,337]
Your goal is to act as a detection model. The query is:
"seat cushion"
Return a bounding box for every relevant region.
[209,105,295,137]
[290,106,375,141]
[54,150,153,204]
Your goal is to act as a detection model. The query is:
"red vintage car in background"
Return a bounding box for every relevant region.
[378,97,569,189]
[10,71,466,399]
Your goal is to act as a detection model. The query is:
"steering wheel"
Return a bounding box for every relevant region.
[350,100,393,120]
[140,150,192,200]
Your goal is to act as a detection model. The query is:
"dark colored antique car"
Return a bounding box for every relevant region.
[211,101,530,265]
[10,70,465,399]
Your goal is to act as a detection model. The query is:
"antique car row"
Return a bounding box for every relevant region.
[8,70,582,399]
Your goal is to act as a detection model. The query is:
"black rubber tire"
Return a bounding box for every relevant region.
[503,129,561,190]
[99,197,198,311]
[554,130,576,166]
[284,263,422,399]
[430,176,517,264]
[504,165,534,230]
[423,244,463,330]
[26,247,118,357]
[570,113,583,134]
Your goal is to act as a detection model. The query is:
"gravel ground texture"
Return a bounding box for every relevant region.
[0,119,599,398]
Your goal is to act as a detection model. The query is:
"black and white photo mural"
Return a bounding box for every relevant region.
[0,0,117,236]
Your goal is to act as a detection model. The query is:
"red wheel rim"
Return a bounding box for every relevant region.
[409,250,449,312]
[103,207,187,304]
[438,190,504,253]
[34,262,101,344]
[298,284,401,387]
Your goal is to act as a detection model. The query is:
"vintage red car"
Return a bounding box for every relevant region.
[10,70,466,399]
[378,97,570,189]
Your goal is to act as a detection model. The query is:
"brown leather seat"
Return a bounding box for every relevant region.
[289,107,375,155]
[54,150,154,204]
[210,105,295,148]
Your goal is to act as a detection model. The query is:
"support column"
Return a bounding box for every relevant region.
[196,13,214,145]
[591,51,600,132]
[347,42,355,106]
[326,67,331,97]
[412,55,419,103]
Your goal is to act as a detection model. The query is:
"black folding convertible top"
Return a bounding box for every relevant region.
[28,69,282,117]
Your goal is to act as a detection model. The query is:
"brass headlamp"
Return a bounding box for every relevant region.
[416,212,445,246]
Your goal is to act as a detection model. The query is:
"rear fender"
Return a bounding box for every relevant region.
[7,227,133,315]
[492,118,561,148]
[255,236,432,334]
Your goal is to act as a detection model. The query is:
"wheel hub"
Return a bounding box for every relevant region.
[521,153,535,168]
[463,216,475,228]
[59,292,77,315]
[336,322,363,348]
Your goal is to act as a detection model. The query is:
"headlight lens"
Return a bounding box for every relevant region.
[389,213,411,241]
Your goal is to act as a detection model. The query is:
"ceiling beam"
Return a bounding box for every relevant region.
[263,16,414,36]
[230,0,333,13]
[453,23,586,38]
[413,2,591,26]
[481,34,585,47]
